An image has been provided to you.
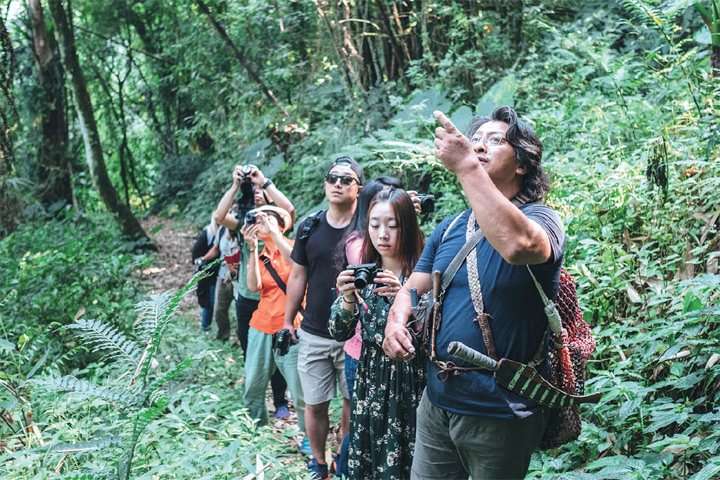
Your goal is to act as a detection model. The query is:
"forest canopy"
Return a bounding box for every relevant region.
[1,0,719,479]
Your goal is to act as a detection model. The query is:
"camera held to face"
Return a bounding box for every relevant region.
[245,210,259,225]
[239,165,254,183]
[414,194,436,215]
[347,263,382,289]
[273,328,298,356]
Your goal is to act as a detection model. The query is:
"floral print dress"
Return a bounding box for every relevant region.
[330,287,426,480]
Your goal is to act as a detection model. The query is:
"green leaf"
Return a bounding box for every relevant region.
[476,74,517,115]
[0,338,14,352]
[690,461,720,480]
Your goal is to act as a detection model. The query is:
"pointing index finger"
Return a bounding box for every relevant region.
[434,110,459,134]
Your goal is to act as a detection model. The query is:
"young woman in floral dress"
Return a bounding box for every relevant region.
[330,187,426,479]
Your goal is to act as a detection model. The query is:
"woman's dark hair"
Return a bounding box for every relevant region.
[361,188,424,278]
[333,176,403,271]
[465,106,549,202]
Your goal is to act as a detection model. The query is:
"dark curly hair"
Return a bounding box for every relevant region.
[465,106,550,202]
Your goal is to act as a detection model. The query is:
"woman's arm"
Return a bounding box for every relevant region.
[329,296,360,342]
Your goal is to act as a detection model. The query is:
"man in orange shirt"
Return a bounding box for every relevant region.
[241,205,306,438]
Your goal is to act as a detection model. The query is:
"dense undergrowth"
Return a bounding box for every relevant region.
[2,0,720,478]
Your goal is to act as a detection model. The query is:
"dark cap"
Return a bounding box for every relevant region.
[327,156,363,185]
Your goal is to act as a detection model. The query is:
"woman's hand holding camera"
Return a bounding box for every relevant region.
[241,222,259,251]
[256,211,281,237]
[336,269,358,311]
[373,270,402,298]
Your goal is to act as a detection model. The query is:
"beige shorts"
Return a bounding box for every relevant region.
[297,327,349,405]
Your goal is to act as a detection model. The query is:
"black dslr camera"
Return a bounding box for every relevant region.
[347,263,381,289]
[236,168,256,230]
[240,165,254,183]
[273,329,298,356]
[414,194,436,215]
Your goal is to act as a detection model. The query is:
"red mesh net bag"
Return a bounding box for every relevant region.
[541,268,596,450]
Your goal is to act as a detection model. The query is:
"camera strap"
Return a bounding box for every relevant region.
[260,255,305,315]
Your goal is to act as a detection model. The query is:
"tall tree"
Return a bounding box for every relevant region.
[47,0,155,248]
[28,0,72,207]
[0,12,19,236]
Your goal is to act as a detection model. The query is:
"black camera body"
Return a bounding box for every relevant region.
[245,210,258,225]
[348,263,382,289]
[414,194,435,215]
[273,329,298,356]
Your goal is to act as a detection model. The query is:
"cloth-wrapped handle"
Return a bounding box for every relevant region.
[447,341,498,372]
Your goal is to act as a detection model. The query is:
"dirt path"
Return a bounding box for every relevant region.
[139,216,198,312]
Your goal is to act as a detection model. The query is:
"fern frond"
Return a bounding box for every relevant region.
[133,270,200,341]
[33,376,140,408]
[0,436,122,461]
[619,0,667,27]
[141,350,211,400]
[50,471,116,480]
[133,290,175,341]
[118,398,170,480]
[129,276,203,388]
[0,289,17,309]
[65,319,142,368]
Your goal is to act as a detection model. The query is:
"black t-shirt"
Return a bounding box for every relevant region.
[291,211,348,338]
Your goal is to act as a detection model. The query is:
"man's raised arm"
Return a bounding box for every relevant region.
[214,166,242,230]
[432,111,551,265]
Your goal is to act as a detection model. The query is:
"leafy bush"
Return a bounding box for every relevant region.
[1,280,312,479]
[0,212,149,336]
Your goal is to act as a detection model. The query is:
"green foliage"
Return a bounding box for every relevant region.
[4,0,720,478]
[10,279,209,479]
[1,284,314,479]
[152,154,211,214]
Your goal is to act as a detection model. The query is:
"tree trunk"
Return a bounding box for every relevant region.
[28,0,73,207]
[712,44,720,77]
[47,0,155,249]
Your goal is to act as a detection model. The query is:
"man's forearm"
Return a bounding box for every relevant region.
[283,268,306,328]
[387,288,412,328]
[265,184,296,222]
[456,163,551,265]
[214,184,239,227]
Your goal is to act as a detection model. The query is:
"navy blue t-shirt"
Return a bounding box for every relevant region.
[414,204,566,419]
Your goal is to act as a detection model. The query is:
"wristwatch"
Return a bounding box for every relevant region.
[262,179,273,189]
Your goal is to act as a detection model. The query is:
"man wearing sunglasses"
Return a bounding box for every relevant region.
[284,156,363,479]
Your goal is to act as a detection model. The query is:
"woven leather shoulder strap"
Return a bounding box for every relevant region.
[440,227,486,293]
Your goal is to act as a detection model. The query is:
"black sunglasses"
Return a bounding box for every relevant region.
[326,173,359,186]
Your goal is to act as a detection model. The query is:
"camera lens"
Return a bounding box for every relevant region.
[245,211,257,225]
[354,269,370,289]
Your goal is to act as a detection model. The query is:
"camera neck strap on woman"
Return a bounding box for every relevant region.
[259,254,304,316]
